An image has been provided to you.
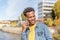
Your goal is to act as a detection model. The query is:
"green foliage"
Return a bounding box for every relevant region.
[53,0,60,19]
[53,34,60,40]
[44,18,53,27]
[21,13,26,21]
[44,18,60,27]
[53,26,60,40]
[45,0,60,26]
[53,19,59,26]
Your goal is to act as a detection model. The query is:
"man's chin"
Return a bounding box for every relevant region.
[31,22,35,25]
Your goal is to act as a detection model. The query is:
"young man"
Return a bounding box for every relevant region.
[21,7,52,40]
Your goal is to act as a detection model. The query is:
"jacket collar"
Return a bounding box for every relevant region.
[26,22,39,31]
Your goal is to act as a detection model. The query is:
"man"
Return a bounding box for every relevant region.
[21,7,52,40]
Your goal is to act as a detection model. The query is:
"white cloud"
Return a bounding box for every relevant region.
[5,0,19,17]
[0,0,39,20]
[5,0,28,20]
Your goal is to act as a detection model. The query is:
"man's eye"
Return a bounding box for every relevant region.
[33,15,35,17]
[29,17,32,18]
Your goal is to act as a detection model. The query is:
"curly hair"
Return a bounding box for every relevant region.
[23,7,35,16]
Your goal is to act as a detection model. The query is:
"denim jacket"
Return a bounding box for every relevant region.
[21,22,52,40]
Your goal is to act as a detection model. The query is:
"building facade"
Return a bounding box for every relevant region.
[38,0,57,18]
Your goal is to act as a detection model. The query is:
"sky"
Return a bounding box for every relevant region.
[0,0,40,20]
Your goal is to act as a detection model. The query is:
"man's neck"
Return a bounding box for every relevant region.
[29,23,36,27]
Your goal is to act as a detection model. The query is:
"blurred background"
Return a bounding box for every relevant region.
[0,0,60,40]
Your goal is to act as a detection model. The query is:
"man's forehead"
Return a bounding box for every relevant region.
[26,11,35,15]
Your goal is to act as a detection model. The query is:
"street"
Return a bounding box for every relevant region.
[0,30,21,40]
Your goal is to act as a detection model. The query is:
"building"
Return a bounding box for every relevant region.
[38,0,57,18]
[0,20,10,27]
[0,20,19,27]
[10,20,18,27]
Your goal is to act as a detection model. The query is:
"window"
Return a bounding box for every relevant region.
[43,9,51,11]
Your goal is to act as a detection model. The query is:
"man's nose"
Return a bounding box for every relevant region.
[31,17,34,20]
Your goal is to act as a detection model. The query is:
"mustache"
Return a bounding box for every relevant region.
[31,19,36,21]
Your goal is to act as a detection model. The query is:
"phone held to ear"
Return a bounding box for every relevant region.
[21,20,29,32]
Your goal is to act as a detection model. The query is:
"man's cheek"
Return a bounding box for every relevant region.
[29,19,31,21]
[28,19,31,22]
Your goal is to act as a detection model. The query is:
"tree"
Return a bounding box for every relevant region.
[53,0,60,19]
[51,0,60,26]
[21,13,26,21]
[51,10,55,20]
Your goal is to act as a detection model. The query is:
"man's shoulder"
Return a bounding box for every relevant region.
[36,22,48,29]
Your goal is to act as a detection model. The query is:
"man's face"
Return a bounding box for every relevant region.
[26,11,36,25]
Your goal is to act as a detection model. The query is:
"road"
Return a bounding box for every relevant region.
[0,30,21,40]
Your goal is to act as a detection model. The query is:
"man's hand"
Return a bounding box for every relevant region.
[21,21,29,32]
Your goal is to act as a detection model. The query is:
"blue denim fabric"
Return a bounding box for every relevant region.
[21,22,53,40]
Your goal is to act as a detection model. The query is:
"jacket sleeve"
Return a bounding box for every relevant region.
[43,24,53,40]
[21,32,27,40]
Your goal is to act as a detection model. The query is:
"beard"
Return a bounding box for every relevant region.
[28,20,36,26]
